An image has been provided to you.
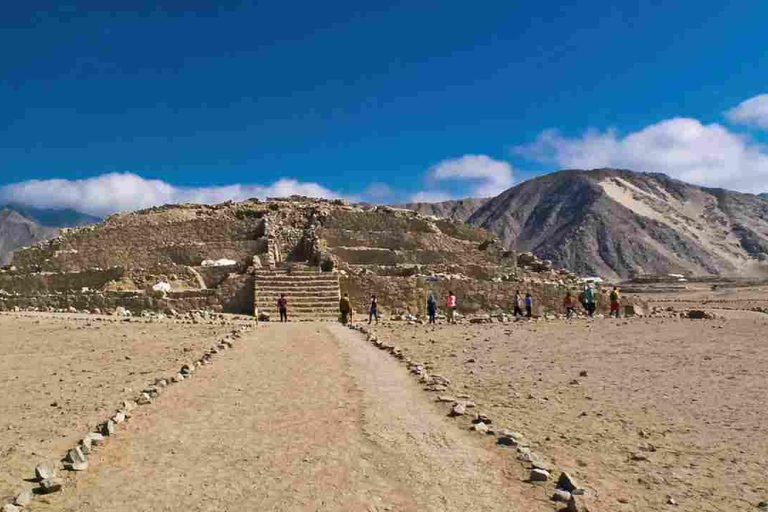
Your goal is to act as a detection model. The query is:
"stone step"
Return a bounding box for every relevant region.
[258,308,340,316]
[254,278,340,285]
[255,295,339,302]
[255,284,340,290]
[253,270,329,275]
[255,291,340,299]
[254,300,339,310]
[254,270,336,275]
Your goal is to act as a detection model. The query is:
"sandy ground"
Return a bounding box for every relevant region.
[3,290,768,511]
[371,313,768,511]
[0,313,250,502]
[22,323,544,512]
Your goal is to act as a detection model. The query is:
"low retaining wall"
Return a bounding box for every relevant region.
[341,274,615,317]
[0,290,221,314]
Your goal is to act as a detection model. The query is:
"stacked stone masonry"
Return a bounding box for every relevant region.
[2,197,620,317]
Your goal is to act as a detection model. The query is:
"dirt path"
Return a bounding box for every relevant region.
[46,323,543,512]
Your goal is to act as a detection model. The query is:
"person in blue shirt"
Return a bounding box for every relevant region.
[525,293,533,318]
[427,294,438,324]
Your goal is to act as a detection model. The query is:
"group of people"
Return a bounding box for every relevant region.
[279,284,622,325]
[563,284,621,318]
[337,291,462,325]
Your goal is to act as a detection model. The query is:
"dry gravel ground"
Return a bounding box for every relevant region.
[0,313,252,504]
[2,319,546,511]
[373,312,768,512]
[3,299,768,512]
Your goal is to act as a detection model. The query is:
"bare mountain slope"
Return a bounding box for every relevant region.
[0,209,59,266]
[0,206,100,266]
[394,198,488,221]
[466,169,768,280]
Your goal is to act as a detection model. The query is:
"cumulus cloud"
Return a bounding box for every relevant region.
[429,155,515,196]
[410,154,515,202]
[515,118,768,192]
[726,94,768,130]
[0,172,343,217]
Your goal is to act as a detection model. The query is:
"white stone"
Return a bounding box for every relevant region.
[14,490,33,507]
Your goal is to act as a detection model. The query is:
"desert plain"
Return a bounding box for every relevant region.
[1,282,767,512]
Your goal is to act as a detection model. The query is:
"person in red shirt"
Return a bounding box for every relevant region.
[446,291,457,324]
[277,294,288,322]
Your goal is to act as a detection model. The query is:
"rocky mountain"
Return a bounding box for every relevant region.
[402,169,768,281]
[471,169,768,280]
[3,204,101,228]
[394,198,488,221]
[0,206,100,266]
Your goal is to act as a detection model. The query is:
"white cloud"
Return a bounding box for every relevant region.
[0,172,343,217]
[429,154,515,197]
[726,94,768,130]
[409,154,515,203]
[515,118,768,192]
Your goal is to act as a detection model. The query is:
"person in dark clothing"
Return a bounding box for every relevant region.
[525,293,533,318]
[369,295,379,324]
[277,294,288,322]
[427,294,438,324]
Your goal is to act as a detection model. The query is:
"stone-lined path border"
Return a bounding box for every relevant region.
[346,322,600,512]
[2,322,254,512]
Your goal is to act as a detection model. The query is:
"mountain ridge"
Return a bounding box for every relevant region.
[0,206,101,266]
[402,169,768,280]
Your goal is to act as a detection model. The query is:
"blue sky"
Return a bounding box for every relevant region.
[2,1,768,214]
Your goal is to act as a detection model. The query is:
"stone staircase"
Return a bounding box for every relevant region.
[253,267,341,321]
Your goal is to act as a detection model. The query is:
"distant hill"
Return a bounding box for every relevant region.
[393,198,488,221]
[1,204,101,228]
[401,169,768,280]
[0,206,101,266]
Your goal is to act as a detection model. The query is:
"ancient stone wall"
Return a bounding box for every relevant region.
[0,290,220,314]
[341,274,611,317]
[0,268,125,293]
[217,274,255,314]
[12,205,269,272]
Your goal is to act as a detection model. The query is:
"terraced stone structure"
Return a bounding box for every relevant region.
[1,197,590,318]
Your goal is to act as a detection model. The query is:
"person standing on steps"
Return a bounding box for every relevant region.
[339,293,352,325]
[427,294,438,324]
[369,295,379,325]
[525,292,533,318]
[277,293,288,322]
[447,291,457,324]
[609,286,621,318]
[513,290,524,318]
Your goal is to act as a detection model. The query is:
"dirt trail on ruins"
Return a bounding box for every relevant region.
[52,323,541,512]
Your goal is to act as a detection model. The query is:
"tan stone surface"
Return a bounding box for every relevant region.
[372,302,768,511]
[0,313,246,500]
[28,324,545,511]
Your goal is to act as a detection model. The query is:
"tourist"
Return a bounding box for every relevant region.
[525,292,533,318]
[277,293,288,322]
[513,290,524,318]
[585,284,597,318]
[339,293,352,324]
[447,291,457,324]
[427,294,438,324]
[369,294,379,324]
[563,290,576,318]
[609,286,621,318]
